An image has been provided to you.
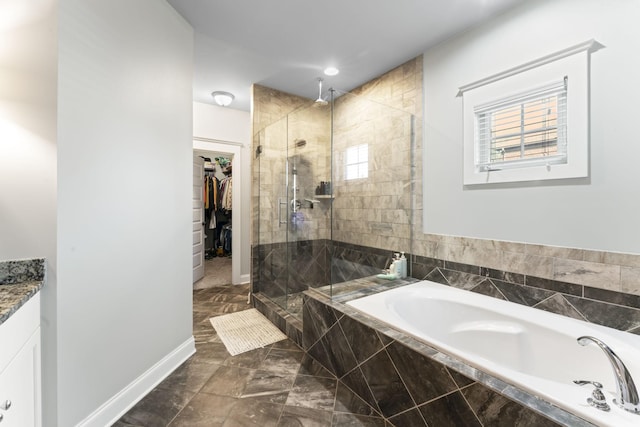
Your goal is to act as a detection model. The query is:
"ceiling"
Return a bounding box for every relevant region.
[167,0,529,112]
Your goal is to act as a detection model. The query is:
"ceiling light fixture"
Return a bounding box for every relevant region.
[211,91,235,107]
[324,67,339,76]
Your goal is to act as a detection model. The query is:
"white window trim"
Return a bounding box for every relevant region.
[459,39,602,185]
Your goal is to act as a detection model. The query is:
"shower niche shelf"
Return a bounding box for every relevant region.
[315,195,334,199]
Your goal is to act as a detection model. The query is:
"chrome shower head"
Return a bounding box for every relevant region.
[315,78,328,106]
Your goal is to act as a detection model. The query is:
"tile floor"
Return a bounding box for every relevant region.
[193,256,233,290]
[114,284,388,426]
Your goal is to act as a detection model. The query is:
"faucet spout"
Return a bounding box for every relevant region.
[578,335,640,414]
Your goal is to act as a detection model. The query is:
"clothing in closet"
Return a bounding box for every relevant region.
[218,175,232,211]
[202,158,233,258]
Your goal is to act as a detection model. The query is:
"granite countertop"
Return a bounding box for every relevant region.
[0,281,43,326]
[0,258,45,326]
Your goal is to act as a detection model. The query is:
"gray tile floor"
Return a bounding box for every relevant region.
[114,284,388,426]
[193,257,232,290]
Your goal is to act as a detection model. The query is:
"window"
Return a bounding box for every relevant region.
[345,144,368,180]
[475,78,567,172]
[459,40,597,185]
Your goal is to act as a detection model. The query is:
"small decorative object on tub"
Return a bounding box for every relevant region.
[398,251,407,278]
[377,261,398,280]
[573,380,610,411]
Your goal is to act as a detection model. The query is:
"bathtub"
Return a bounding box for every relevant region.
[346,280,640,427]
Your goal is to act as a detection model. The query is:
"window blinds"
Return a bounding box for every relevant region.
[474,78,567,171]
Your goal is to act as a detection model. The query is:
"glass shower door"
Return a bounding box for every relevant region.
[256,116,289,308]
[284,103,332,315]
[255,99,332,315]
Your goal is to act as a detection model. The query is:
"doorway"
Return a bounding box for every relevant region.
[193,149,233,288]
[193,138,245,286]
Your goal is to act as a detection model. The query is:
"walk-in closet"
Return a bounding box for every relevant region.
[193,151,234,288]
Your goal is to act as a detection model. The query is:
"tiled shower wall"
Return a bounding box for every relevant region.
[251,84,310,248]
[253,240,330,298]
[251,85,332,298]
[253,239,394,296]
[251,59,421,298]
[331,88,415,253]
[251,85,331,248]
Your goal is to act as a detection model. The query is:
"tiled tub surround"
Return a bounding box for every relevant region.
[255,237,640,349]
[302,289,581,427]
[0,258,45,325]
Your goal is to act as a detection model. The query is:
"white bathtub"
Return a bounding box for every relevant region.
[346,280,640,427]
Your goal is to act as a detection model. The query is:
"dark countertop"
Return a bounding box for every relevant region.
[0,281,43,326]
[0,258,45,327]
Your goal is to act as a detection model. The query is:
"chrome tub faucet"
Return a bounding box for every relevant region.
[578,335,640,414]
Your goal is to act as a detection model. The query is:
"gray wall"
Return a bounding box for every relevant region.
[56,1,193,424]
[423,0,640,254]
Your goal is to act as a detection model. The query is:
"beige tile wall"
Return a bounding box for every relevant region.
[332,93,413,252]
[331,58,422,254]
[287,104,331,241]
[252,85,310,135]
[251,84,331,246]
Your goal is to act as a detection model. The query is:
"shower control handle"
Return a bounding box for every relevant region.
[278,198,288,226]
[574,380,610,411]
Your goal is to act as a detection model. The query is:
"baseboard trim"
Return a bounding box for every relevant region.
[76,337,195,427]
[240,273,250,284]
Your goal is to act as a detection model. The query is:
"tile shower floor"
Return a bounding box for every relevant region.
[114,284,388,427]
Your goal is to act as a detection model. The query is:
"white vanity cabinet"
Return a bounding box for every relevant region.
[0,293,41,427]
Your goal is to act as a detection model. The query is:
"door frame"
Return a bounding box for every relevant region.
[193,137,246,285]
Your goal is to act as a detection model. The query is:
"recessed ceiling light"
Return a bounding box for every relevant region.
[211,91,235,107]
[324,67,339,76]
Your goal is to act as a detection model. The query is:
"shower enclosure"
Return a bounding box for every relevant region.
[253,87,415,319]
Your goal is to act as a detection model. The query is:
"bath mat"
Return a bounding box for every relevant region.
[209,308,287,356]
